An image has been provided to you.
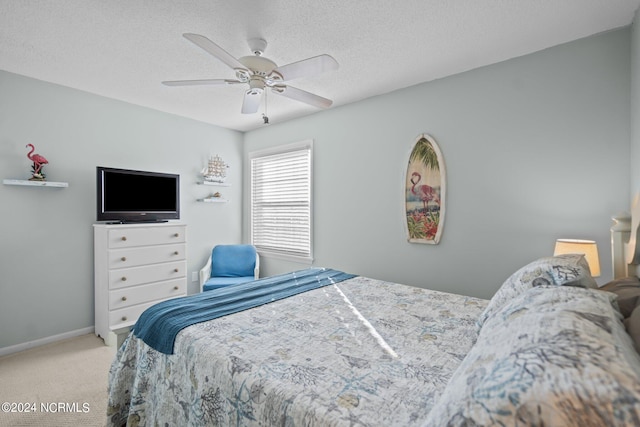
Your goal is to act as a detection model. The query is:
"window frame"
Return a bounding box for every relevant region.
[249,140,313,264]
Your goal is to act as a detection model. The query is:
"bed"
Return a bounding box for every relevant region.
[108,212,640,426]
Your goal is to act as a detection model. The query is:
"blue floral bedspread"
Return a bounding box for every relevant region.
[107,276,487,426]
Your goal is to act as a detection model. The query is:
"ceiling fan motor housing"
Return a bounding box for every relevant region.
[239,55,277,76]
[239,55,280,95]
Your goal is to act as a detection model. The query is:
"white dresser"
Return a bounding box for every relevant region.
[94,222,187,346]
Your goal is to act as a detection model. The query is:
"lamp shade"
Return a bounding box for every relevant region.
[553,239,600,277]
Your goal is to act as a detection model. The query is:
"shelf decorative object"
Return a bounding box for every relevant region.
[201,155,229,184]
[26,143,49,181]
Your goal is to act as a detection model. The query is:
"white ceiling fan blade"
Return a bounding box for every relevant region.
[162,79,242,86]
[183,33,247,71]
[272,55,338,82]
[272,85,333,109]
[241,90,263,114]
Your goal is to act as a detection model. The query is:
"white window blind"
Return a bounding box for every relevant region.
[250,141,312,261]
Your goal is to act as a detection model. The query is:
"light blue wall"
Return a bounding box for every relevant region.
[244,29,631,299]
[0,26,634,350]
[0,71,244,349]
[632,9,640,194]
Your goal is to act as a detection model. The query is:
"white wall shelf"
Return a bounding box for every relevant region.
[199,181,230,187]
[197,197,228,203]
[3,179,69,188]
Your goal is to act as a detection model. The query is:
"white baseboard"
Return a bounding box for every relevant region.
[0,326,95,357]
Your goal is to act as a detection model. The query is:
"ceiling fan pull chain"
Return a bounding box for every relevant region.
[263,89,269,125]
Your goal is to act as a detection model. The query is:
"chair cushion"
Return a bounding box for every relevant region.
[210,245,256,278]
[203,276,255,292]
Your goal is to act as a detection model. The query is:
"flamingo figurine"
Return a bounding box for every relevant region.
[26,143,48,179]
[410,172,440,212]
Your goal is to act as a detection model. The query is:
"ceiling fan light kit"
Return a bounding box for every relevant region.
[162,33,339,117]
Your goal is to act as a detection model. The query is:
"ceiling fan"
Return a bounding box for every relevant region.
[162,33,339,115]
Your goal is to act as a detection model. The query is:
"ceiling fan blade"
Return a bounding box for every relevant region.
[183,33,247,71]
[272,85,333,109]
[272,55,338,82]
[162,79,242,86]
[241,90,263,114]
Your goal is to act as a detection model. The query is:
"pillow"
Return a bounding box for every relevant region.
[425,285,640,427]
[600,277,640,352]
[476,254,597,329]
[627,307,640,353]
[600,276,640,317]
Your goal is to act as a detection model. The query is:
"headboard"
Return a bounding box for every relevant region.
[611,193,640,279]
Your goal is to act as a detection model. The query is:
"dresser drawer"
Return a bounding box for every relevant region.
[108,243,186,269]
[109,278,185,310]
[107,225,185,249]
[109,260,186,289]
[109,299,171,330]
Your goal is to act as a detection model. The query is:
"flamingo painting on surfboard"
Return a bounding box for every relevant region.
[405,134,446,244]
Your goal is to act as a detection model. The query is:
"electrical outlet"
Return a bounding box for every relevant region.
[191,272,198,282]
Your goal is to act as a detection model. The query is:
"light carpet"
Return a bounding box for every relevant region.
[0,334,116,427]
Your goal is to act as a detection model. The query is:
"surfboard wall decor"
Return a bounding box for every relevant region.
[405,134,446,244]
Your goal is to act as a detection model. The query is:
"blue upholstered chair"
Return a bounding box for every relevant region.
[199,245,260,292]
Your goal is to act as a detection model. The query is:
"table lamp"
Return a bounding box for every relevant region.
[553,239,600,277]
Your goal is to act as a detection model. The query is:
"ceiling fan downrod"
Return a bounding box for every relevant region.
[247,38,267,56]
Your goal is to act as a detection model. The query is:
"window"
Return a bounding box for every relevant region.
[250,140,313,262]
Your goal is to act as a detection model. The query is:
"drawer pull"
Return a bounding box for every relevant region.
[122,316,127,321]
[174,251,179,255]
[173,233,179,238]
[121,257,127,262]
[174,286,179,290]
[174,268,179,273]
[121,276,127,281]
[121,296,127,301]
[121,236,127,241]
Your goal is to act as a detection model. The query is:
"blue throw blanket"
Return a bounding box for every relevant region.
[133,268,357,354]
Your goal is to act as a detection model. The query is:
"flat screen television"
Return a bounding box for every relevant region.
[96,166,180,223]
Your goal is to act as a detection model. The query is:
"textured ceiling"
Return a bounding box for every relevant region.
[1,0,639,132]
